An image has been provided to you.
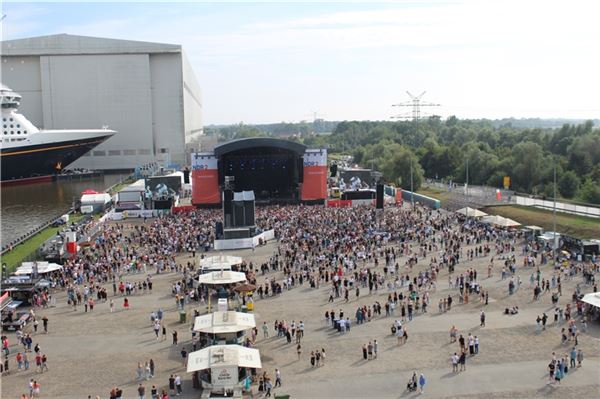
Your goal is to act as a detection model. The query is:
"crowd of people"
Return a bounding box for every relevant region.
[2,201,599,398]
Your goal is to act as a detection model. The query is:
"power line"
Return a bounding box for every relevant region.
[392,91,441,122]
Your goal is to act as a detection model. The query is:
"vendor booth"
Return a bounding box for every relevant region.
[194,311,256,345]
[199,255,243,274]
[187,345,262,398]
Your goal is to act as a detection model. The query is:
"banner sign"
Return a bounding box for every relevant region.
[301,149,327,201]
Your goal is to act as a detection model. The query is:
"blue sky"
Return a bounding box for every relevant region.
[2,1,600,124]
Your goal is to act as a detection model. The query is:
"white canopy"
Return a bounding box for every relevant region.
[15,262,63,275]
[200,255,243,271]
[198,271,247,285]
[194,311,256,334]
[481,215,521,228]
[581,292,600,308]
[456,207,487,217]
[187,345,262,373]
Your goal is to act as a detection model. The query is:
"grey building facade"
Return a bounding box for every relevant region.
[1,34,202,170]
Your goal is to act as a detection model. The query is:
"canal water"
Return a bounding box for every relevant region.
[0,174,126,247]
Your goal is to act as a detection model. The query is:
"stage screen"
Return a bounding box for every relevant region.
[220,147,301,201]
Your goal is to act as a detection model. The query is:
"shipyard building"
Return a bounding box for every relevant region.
[0,34,202,170]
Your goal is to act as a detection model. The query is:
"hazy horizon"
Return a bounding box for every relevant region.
[2,1,600,125]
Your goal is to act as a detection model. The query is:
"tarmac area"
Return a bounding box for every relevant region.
[1,210,599,399]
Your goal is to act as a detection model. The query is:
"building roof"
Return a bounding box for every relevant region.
[1,34,181,56]
[214,138,307,157]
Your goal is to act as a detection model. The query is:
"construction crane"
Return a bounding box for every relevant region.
[392,91,440,121]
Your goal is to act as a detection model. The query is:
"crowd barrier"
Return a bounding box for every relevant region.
[213,229,275,250]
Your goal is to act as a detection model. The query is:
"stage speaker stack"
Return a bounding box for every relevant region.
[330,163,338,178]
[376,183,384,209]
[215,221,223,239]
[222,189,234,228]
[183,168,190,184]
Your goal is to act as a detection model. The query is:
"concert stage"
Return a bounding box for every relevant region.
[191,138,327,206]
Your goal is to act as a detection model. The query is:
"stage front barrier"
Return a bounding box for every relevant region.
[301,149,327,201]
[214,229,275,250]
[192,153,220,205]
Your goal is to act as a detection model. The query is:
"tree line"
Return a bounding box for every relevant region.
[204,117,600,204]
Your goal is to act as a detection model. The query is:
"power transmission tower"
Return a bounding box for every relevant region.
[392,91,440,122]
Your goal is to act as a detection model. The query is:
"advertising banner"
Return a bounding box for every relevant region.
[191,152,220,205]
[301,149,327,201]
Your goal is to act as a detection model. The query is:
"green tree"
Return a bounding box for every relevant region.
[558,171,579,198]
[381,148,424,191]
[578,179,600,204]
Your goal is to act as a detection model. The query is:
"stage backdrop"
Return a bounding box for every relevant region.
[192,152,220,205]
[301,149,327,201]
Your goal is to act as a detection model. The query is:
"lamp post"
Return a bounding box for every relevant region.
[410,158,414,209]
[553,163,557,267]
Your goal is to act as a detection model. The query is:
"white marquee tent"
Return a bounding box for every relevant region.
[198,271,247,285]
[193,311,256,334]
[581,292,600,309]
[456,207,488,218]
[187,345,262,373]
[14,262,63,275]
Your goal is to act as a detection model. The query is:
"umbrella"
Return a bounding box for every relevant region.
[234,283,256,292]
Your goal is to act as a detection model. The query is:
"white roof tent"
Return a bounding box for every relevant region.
[193,311,256,334]
[187,345,262,373]
[200,255,243,271]
[14,262,63,275]
[581,292,600,308]
[455,207,487,218]
[481,215,521,228]
[198,271,247,286]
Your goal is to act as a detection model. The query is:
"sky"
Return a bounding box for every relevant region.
[2,0,600,125]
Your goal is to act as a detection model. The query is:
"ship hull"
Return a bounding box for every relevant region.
[0,135,111,183]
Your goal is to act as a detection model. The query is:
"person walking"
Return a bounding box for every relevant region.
[42,317,48,334]
[137,383,146,399]
[180,347,187,366]
[419,373,426,394]
[275,368,282,387]
[172,330,178,345]
[175,374,182,395]
[480,310,486,327]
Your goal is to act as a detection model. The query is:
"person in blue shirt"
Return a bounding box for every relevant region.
[419,373,426,393]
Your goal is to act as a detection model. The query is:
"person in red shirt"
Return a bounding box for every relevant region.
[35,354,42,373]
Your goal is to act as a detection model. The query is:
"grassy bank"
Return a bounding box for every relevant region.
[0,214,86,273]
[482,205,600,239]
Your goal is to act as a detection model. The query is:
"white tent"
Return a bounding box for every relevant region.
[187,345,262,373]
[198,271,247,285]
[456,207,488,217]
[481,215,521,228]
[581,292,600,308]
[194,311,256,334]
[199,255,243,272]
[15,262,63,275]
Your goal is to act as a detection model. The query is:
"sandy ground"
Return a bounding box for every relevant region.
[2,213,599,399]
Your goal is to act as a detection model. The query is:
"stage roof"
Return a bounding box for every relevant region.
[214,138,307,157]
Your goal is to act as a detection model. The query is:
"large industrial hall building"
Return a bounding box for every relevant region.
[0,34,202,170]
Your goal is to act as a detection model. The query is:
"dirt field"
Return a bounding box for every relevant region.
[2,210,599,399]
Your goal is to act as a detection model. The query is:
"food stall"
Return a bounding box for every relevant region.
[187,344,262,398]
